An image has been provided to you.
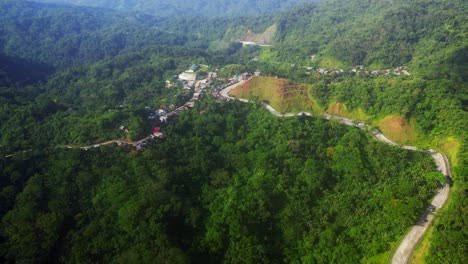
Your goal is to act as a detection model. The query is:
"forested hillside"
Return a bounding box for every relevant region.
[0,0,466,263]
[263,1,468,262]
[0,45,209,153]
[1,98,444,263]
[0,0,275,70]
[0,0,192,69]
[272,0,467,71]
[31,0,316,17]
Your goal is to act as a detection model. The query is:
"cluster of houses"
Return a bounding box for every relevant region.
[317,68,345,76]
[393,66,410,76]
[106,59,415,154]
[130,129,165,151]
[125,100,196,152]
[146,106,171,121]
[132,141,149,151]
[177,65,216,91]
[316,65,410,77]
[112,66,264,151]
[211,78,240,100]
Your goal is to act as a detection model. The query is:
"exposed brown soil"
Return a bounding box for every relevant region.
[327,102,345,115]
[379,116,418,144]
[231,76,312,113]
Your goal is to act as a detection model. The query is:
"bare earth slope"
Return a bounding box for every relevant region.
[230,76,316,113]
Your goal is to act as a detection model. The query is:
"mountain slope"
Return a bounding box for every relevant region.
[263,1,467,262]
[31,0,316,17]
[0,0,465,263]
[272,0,467,73]
[0,0,190,69]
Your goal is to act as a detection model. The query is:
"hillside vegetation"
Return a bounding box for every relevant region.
[0,0,466,263]
[273,0,467,72]
[0,99,444,263]
[257,1,467,261]
[32,0,317,17]
[0,0,190,69]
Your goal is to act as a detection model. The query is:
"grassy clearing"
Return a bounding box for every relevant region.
[327,101,369,121]
[241,24,277,44]
[433,136,460,166]
[197,64,209,72]
[318,56,345,69]
[231,76,320,113]
[377,115,418,144]
[364,251,390,264]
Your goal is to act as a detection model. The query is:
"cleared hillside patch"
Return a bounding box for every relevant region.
[240,24,277,45]
[230,76,319,113]
[327,101,369,121]
[435,137,460,166]
[378,116,418,144]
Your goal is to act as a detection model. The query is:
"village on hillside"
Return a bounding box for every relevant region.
[93,61,412,152]
[315,65,410,77]
[100,65,260,151]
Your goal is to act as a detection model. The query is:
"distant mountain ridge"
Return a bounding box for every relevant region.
[0,0,190,69]
[31,0,316,17]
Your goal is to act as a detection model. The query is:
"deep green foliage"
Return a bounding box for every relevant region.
[31,0,316,18]
[308,75,467,137]
[267,2,467,261]
[425,142,467,263]
[0,0,466,262]
[0,45,212,151]
[0,54,53,86]
[0,100,442,263]
[273,0,467,69]
[0,0,191,69]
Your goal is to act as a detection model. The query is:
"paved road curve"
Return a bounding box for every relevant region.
[29,79,450,263]
[219,83,452,264]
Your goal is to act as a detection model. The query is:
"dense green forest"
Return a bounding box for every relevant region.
[271,0,467,69]
[0,46,202,152]
[0,0,274,70]
[0,0,196,69]
[1,99,445,263]
[270,2,468,262]
[31,0,317,17]
[0,0,466,263]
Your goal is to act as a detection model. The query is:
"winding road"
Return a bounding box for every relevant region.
[61,138,152,150]
[6,78,449,263]
[219,81,452,264]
